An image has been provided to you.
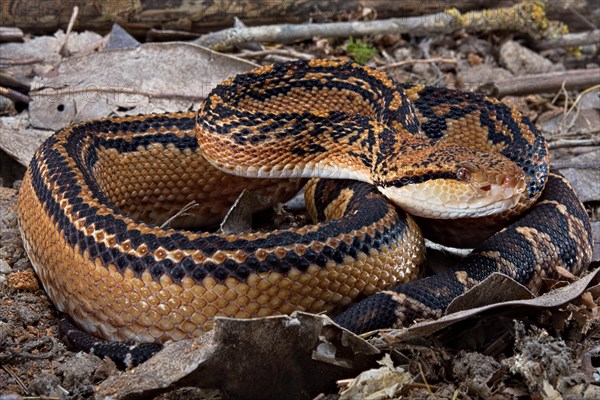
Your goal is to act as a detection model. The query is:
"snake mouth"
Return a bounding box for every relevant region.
[377,172,527,219]
[472,173,526,198]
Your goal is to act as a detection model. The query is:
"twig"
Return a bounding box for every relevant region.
[557,84,599,135]
[568,7,598,31]
[146,28,201,42]
[195,13,452,50]
[160,201,198,229]
[417,362,432,393]
[533,29,600,50]
[0,71,31,91]
[0,27,24,42]
[1,365,28,394]
[195,2,553,51]
[59,6,79,57]
[548,137,600,149]
[0,56,44,66]
[9,336,59,360]
[71,36,108,58]
[31,85,204,102]
[380,58,457,71]
[0,85,31,103]
[416,39,445,83]
[237,48,314,60]
[552,161,600,170]
[336,378,354,390]
[476,68,600,97]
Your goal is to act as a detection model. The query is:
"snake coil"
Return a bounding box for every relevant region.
[17,59,592,366]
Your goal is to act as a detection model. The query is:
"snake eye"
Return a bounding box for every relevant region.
[456,167,471,181]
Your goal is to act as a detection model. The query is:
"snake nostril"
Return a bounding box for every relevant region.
[480,185,492,191]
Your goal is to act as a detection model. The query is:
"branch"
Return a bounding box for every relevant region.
[0,85,31,104]
[237,48,314,60]
[195,13,455,51]
[476,68,600,97]
[59,6,79,57]
[380,58,457,71]
[0,71,31,92]
[548,137,600,150]
[552,161,600,170]
[0,27,23,42]
[533,29,600,50]
[31,86,203,102]
[195,1,554,51]
[146,29,201,42]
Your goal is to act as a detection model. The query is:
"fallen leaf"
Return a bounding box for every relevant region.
[1,43,258,167]
[555,266,578,281]
[27,43,255,131]
[338,354,412,400]
[446,273,534,314]
[386,268,600,342]
[95,312,380,400]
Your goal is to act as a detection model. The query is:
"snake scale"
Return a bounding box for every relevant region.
[17,59,593,366]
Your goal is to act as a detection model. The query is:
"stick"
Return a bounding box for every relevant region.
[476,68,600,97]
[195,1,554,51]
[533,29,600,50]
[548,137,600,150]
[59,6,79,57]
[146,29,201,42]
[0,57,44,67]
[160,201,198,229]
[380,58,457,71]
[554,85,600,136]
[237,48,314,60]
[31,85,204,102]
[0,85,31,104]
[552,161,600,170]
[0,71,31,92]
[195,12,455,50]
[0,27,23,42]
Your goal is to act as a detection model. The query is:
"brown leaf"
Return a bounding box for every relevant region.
[555,266,578,281]
[95,313,380,400]
[581,291,596,309]
[446,273,534,314]
[386,269,600,343]
[36,43,257,128]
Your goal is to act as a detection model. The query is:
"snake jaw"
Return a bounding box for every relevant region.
[480,174,526,199]
[377,167,527,219]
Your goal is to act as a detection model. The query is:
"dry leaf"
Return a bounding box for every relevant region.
[338,354,412,400]
[29,43,257,131]
[386,268,600,343]
[95,312,379,400]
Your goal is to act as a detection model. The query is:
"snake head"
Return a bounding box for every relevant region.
[376,148,527,219]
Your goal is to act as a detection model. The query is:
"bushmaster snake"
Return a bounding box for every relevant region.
[18,59,592,366]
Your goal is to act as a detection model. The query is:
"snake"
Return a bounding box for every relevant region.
[17,59,593,366]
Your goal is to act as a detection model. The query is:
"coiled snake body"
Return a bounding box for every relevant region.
[18,60,592,357]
